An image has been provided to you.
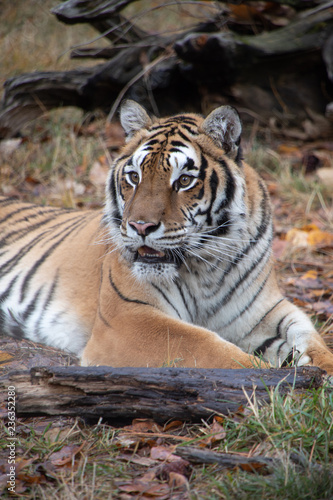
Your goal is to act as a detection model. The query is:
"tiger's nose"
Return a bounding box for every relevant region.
[129,221,160,236]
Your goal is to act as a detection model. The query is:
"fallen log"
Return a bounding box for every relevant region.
[1,366,324,423]
[1,0,333,138]
[175,446,276,472]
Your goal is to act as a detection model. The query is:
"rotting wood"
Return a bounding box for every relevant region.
[1,0,333,138]
[174,446,276,471]
[0,366,324,423]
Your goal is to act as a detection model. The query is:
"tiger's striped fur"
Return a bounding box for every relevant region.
[1,101,332,372]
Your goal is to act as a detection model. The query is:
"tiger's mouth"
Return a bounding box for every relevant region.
[135,246,180,265]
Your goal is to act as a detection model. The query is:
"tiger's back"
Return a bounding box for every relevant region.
[0,197,104,354]
[1,101,332,373]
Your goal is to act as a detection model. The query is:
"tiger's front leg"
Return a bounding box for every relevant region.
[250,298,333,375]
[81,306,258,369]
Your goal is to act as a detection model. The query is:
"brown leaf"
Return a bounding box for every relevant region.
[150,446,181,462]
[157,459,191,481]
[239,461,267,472]
[0,351,14,365]
[307,229,333,248]
[118,480,170,497]
[49,441,86,466]
[311,301,333,315]
[163,420,183,432]
[124,418,163,433]
[168,471,188,489]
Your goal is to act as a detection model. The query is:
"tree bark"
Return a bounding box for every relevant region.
[1,366,324,423]
[175,446,276,471]
[1,0,333,138]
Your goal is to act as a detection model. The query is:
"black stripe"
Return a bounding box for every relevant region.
[0,197,22,208]
[0,209,72,249]
[33,275,59,336]
[254,316,286,356]
[108,269,151,306]
[0,213,88,277]
[151,283,182,319]
[208,236,272,315]
[244,298,285,339]
[0,205,48,226]
[214,159,236,213]
[175,282,195,323]
[108,168,122,223]
[0,275,19,304]
[223,268,273,328]
[204,179,272,297]
[19,215,90,301]
[21,287,43,321]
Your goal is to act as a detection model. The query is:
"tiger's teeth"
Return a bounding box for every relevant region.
[137,246,165,258]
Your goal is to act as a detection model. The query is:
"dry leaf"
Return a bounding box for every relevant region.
[118,480,170,497]
[163,420,183,432]
[0,351,14,365]
[157,459,191,481]
[49,442,85,466]
[307,229,333,248]
[168,471,188,489]
[150,446,181,462]
[209,418,227,444]
[124,418,163,433]
[285,226,333,249]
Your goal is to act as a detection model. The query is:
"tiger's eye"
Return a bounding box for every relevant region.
[178,174,192,188]
[128,172,139,185]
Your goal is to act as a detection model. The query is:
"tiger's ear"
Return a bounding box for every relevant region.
[201,106,242,159]
[120,100,153,140]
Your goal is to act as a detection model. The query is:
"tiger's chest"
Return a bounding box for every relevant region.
[152,245,274,344]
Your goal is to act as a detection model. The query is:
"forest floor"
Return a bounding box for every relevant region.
[1,1,333,499]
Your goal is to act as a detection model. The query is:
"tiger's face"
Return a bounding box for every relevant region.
[104,101,247,281]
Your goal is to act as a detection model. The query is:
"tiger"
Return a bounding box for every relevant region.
[1,100,333,374]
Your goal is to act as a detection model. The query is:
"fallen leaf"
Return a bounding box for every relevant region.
[150,446,181,462]
[163,420,183,432]
[49,442,86,466]
[157,459,191,481]
[123,418,163,433]
[285,228,309,248]
[118,453,157,467]
[168,471,188,489]
[299,269,318,280]
[0,351,14,365]
[118,479,170,497]
[239,462,267,472]
[285,226,333,250]
[311,301,333,315]
[307,229,333,248]
[277,144,302,157]
[209,418,227,444]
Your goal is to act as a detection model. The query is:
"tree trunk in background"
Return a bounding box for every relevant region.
[0,0,333,138]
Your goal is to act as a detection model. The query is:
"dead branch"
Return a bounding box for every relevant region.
[1,366,324,423]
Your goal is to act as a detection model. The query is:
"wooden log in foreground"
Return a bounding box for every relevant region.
[1,366,324,423]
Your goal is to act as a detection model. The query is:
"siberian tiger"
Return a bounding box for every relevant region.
[1,100,333,373]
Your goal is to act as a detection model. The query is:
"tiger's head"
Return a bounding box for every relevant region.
[104,100,248,281]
